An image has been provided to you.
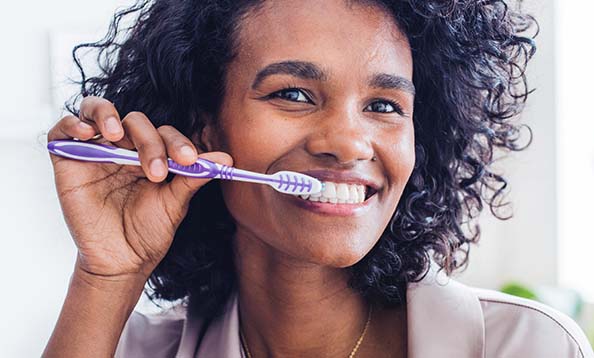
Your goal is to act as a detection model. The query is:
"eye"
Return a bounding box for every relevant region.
[364,100,404,115]
[267,88,313,104]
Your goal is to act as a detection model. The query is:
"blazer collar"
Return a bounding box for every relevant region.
[177,271,485,357]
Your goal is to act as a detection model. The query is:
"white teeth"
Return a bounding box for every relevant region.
[322,182,337,199]
[349,185,358,204]
[299,181,369,205]
[336,183,349,201]
[310,190,322,198]
[357,186,365,202]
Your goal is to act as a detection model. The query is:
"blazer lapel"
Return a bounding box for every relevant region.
[406,271,485,358]
[186,293,243,358]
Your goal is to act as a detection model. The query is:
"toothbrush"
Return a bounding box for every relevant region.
[47,139,323,195]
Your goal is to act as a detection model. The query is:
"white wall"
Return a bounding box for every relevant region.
[556,0,594,300]
[0,2,132,356]
[456,0,558,289]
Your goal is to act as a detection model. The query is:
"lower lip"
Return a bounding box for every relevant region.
[288,194,376,216]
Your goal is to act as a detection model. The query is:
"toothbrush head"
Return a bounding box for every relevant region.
[271,171,323,195]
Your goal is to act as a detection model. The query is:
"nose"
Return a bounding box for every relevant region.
[305,107,374,165]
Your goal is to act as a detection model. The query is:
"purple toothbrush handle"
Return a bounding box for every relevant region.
[47,140,221,178]
[166,157,223,179]
[48,140,140,164]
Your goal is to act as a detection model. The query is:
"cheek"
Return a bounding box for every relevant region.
[219,110,299,173]
[385,124,416,190]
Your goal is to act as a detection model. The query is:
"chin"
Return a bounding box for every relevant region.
[288,232,377,268]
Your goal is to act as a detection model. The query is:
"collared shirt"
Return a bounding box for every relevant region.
[115,272,593,358]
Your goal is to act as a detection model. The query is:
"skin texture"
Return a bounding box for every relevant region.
[43,0,413,357]
[202,0,415,356]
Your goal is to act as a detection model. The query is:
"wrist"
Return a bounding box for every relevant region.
[71,264,148,307]
[42,261,148,358]
[72,257,151,293]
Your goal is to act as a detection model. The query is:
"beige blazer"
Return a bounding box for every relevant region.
[115,272,593,358]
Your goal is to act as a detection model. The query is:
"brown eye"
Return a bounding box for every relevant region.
[268,88,312,103]
[364,100,404,115]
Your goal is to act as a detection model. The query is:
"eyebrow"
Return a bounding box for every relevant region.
[369,73,416,95]
[251,61,327,89]
[251,60,416,95]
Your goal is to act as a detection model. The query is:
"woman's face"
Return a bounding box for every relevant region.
[206,0,415,267]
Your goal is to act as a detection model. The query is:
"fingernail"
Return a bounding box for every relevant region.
[150,159,167,177]
[180,146,196,157]
[105,117,121,134]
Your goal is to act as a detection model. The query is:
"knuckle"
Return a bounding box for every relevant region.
[60,114,75,121]
[79,96,93,108]
[128,111,148,121]
[122,112,147,128]
[157,126,175,139]
[138,141,165,157]
[65,115,79,128]
[80,96,97,115]
[136,141,149,153]
[90,101,104,118]
[80,96,116,122]
[47,127,57,140]
[60,114,76,124]
[157,124,175,133]
[57,116,76,134]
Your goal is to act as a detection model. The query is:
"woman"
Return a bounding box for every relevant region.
[43,0,593,357]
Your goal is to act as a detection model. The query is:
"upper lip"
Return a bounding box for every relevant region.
[299,169,381,191]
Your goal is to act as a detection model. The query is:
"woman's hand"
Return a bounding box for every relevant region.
[47,96,232,283]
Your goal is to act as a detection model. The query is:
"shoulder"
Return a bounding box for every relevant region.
[473,287,593,358]
[114,304,188,358]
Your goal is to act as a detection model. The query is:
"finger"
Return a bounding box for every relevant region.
[121,111,168,183]
[112,132,136,150]
[79,96,123,143]
[157,125,198,166]
[166,151,233,209]
[47,115,98,142]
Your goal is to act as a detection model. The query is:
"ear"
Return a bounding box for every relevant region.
[191,111,218,152]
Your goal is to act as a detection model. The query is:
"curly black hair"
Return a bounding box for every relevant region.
[67,0,537,317]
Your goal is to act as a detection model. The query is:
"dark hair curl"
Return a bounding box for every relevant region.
[67,0,537,317]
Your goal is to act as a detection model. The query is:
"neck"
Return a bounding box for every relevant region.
[233,231,372,357]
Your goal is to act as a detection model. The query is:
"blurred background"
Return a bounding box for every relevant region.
[0,0,592,356]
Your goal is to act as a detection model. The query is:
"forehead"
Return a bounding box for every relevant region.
[234,0,412,80]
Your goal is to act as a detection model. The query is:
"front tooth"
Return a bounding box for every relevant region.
[309,183,326,198]
[322,182,337,198]
[357,186,365,202]
[310,189,322,198]
[336,183,349,201]
[300,194,310,200]
[349,185,359,203]
[320,196,329,203]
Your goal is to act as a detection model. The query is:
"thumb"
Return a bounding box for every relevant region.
[166,151,234,208]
